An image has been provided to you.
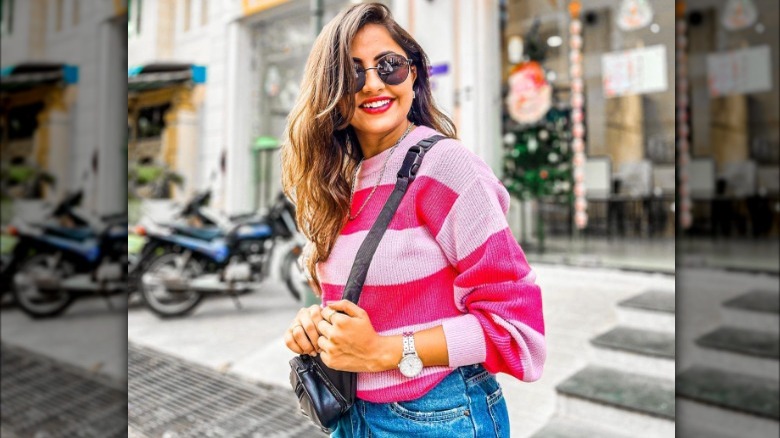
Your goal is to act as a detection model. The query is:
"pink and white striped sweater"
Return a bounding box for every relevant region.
[317,125,546,403]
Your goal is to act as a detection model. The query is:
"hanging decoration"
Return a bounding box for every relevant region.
[676,3,692,229]
[506,61,552,125]
[502,18,571,251]
[616,0,654,31]
[569,0,587,229]
[721,0,758,31]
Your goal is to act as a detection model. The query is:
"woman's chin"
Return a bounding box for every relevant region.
[352,115,407,135]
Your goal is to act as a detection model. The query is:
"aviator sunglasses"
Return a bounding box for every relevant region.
[353,53,414,93]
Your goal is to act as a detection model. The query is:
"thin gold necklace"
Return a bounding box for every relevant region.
[348,123,415,221]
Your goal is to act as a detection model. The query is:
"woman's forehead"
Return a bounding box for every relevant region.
[350,24,405,60]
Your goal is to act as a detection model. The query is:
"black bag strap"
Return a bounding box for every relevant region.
[341,135,446,304]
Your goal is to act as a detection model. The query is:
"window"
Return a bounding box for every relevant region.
[200,0,207,26]
[8,103,45,140]
[136,104,171,140]
[183,0,191,32]
[0,0,14,35]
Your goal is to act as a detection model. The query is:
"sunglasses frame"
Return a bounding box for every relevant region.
[354,53,414,92]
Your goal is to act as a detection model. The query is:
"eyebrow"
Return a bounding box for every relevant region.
[352,51,398,62]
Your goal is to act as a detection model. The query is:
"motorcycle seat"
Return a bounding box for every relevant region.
[229,212,259,222]
[232,222,273,239]
[45,226,95,241]
[172,225,224,241]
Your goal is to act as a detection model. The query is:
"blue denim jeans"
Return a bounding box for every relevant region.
[331,364,510,437]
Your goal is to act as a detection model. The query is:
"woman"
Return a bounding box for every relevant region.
[281,3,545,437]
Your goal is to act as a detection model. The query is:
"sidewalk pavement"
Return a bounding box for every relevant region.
[4,237,776,436]
[524,237,675,274]
[0,295,127,385]
[126,263,675,437]
[0,240,680,437]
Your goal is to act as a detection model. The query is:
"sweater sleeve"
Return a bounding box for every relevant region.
[419,169,546,382]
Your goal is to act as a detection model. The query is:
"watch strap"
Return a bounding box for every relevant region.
[402,332,416,356]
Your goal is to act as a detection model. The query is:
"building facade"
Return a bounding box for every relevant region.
[126,0,503,215]
[1,0,126,216]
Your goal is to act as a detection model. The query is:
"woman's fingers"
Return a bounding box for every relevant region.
[283,330,303,354]
[327,300,366,319]
[300,316,320,353]
[317,335,334,353]
[292,325,317,355]
[286,305,335,355]
[317,319,334,339]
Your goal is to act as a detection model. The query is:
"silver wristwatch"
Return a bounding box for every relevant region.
[398,332,423,378]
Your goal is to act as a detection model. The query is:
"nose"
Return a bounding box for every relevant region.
[360,67,385,94]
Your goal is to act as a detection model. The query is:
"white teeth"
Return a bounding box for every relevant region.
[361,99,390,109]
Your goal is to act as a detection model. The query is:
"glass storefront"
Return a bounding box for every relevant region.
[501,0,676,243]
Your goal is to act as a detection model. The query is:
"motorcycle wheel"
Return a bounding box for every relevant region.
[12,254,75,318]
[140,252,205,318]
[281,245,309,302]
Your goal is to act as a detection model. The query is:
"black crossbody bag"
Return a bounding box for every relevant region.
[288,135,446,433]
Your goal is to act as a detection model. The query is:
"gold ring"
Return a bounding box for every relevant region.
[324,309,334,323]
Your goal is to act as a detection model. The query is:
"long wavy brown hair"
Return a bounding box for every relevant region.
[281,3,456,295]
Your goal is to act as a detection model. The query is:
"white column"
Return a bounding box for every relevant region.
[456,0,478,154]
[455,0,502,173]
[95,16,126,215]
[475,0,502,175]
[174,109,200,201]
[223,20,253,213]
[46,109,71,202]
[410,0,455,122]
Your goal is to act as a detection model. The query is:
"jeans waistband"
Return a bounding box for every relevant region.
[457,363,491,386]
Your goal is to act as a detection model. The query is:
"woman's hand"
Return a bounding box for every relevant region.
[316,300,386,372]
[284,305,326,356]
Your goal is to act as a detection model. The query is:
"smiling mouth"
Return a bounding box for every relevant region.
[359,98,393,109]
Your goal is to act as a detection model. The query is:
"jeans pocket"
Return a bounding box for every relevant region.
[485,386,510,438]
[389,400,469,423]
[486,386,503,407]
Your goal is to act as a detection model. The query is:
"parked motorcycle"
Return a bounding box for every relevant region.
[5,191,128,318]
[127,191,220,294]
[134,191,309,317]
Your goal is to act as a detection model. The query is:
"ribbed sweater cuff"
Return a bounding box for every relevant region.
[442,314,487,368]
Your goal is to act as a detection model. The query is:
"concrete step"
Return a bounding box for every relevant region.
[674,424,745,438]
[616,290,675,334]
[589,326,675,380]
[530,417,628,438]
[722,289,780,335]
[694,326,779,380]
[677,366,779,437]
[555,366,674,438]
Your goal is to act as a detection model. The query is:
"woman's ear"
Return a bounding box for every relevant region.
[411,65,417,84]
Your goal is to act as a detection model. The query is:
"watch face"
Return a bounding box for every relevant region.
[399,356,423,377]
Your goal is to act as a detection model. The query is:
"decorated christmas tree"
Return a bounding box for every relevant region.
[502,20,574,252]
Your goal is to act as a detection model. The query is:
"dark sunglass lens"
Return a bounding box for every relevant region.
[378,55,409,85]
[354,69,366,92]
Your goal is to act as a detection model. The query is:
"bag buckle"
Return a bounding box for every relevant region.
[398,146,424,180]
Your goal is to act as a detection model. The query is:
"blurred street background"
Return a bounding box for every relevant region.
[0,0,777,437]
